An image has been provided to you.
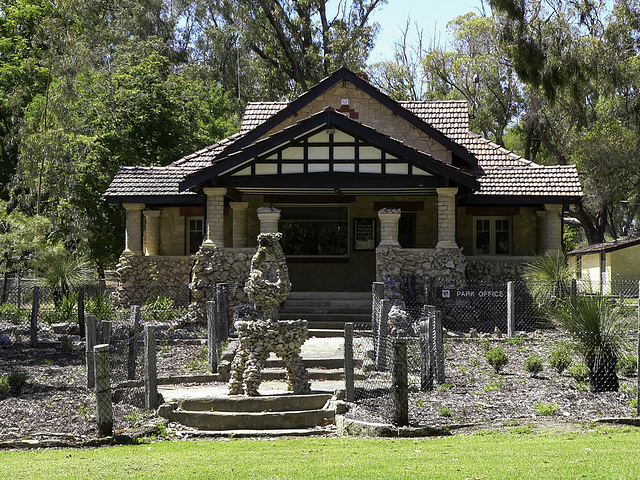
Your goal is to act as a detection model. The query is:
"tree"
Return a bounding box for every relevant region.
[0,200,50,275]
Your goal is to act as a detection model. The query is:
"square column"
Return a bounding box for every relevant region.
[203,187,227,247]
[378,208,401,246]
[436,187,458,249]
[143,210,161,256]
[257,207,280,234]
[230,202,249,247]
[536,210,546,255]
[544,204,563,253]
[123,203,145,255]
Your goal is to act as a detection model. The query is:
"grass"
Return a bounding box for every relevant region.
[3,428,640,479]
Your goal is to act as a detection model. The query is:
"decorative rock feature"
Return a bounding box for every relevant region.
[465,257,529,282]
[229,232,311,397]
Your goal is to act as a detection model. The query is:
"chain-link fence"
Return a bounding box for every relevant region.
[350,278,640,427]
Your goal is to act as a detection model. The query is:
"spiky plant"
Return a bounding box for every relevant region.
[523,251,576,306]
[555,295,633,392]
[35,246,93,305]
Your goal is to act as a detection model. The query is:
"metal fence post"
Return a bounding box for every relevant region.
[435,310,445,384]
[30,286,40,348]
[392,337,408,426]
[207,300,218,373]
[372,282,384,334]
[507,281,515,338]
[344,322,355,403]
[216,283,229,340]
[419,306,433,391]
[144,325,158,410]
[375,299,390,370]
[94,344,113,437]
[127,305,140,380]
[86,315,97,389]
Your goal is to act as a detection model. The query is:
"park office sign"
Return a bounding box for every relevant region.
[441,288,505,299]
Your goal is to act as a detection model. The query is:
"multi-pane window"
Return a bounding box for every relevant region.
[474,217,511,255]
[277,205,348,256]
[187,217,204,255]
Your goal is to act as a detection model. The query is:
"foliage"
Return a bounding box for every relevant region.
[85,291,115,321]
[142,295,182,323]
[549,345,572,374]
[617,354,637,378]
[534,402,559,416]
[0,303,28,324]
[523,251,576,306]
[0,376,8,398]
[555,295,633,392]
[569,361,590,383]
[7,371,26,394]
[437,406,453,417]
[485,346,509,374]
[34,246,92,295]
[0,200,51,274]
[524,355,544,377]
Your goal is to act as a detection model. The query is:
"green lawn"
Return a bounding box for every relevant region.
[2,427,640,479]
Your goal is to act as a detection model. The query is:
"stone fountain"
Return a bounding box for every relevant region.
[228,232,311,396]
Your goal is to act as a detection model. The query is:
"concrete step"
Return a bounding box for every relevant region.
[307,321,371,330]
[283,299,372,309]
[287,291,371,300]
[279,313,371,323]
[281,306,372,314]
[165,408,335,431]
[181,428,334,438]
[174,393,333,413]
[308,328,345,338]
[265,357,345,369]
[260,368,344,381]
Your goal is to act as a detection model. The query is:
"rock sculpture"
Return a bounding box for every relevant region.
[229,232,311,396]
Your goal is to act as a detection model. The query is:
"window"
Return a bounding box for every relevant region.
[187,217,204,255]
[277,205,348,256]
[474,217,511,255]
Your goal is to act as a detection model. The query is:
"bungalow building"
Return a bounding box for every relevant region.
[104,68,582,311]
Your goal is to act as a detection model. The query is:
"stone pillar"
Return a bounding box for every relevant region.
[143,210,161,256]
[257,207,281,234]
[544,204,563,253]
[123,203,145,255]
[230,202,249,247]
[536,210,546,255]
[378,208,401,246]
[436,187,458,249]
[203,187,227,247]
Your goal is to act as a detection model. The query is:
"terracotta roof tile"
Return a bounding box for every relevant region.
[476,165,582,197]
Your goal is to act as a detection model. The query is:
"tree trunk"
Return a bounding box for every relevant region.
[588,354,619,393]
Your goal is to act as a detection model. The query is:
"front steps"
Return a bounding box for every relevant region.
[279,291,372,336]
[159,393,336,432]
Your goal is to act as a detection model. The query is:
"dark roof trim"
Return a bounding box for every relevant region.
[104,195,204,206]
[220,67,479,169]
[463,195,581,206]
[568,237,640,256]
[180,108,480,192]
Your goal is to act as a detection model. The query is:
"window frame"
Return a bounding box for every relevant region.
[186,216,204,255]
[275,204,349,258]
[473,216,512,256]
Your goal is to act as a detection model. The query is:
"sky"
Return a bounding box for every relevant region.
[367,0,489,63]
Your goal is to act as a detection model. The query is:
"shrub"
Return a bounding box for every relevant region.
[617,354,637,377]
[438,406,453,417]
[143,296,182,323]
[86,292,115,321]
[569,361,589,383]
[555,295,633,392]
[525,355,544,377]
[8,372,26,394]
[485,347,509,374]
[0,303,27,324]
[0,376,8,398]
[549,345,572,374]
[534,402,559,416]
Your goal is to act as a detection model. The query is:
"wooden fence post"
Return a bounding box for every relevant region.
[30,286,40,348]
[392,337,408,426]
[344,322,355,403]
[507,281,515,338]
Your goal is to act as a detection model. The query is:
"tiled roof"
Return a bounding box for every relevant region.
[568,236,640,255]
[400,100,469,142]
[170,133,244,169]
[104,166,198,199]
[240,102,287,134]
[476,165,582,197]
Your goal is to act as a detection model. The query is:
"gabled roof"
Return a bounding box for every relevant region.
[180,107,480,193]
[568,236,640,256]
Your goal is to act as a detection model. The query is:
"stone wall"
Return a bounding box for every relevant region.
[465,257,530,283]
[113,255,195,306]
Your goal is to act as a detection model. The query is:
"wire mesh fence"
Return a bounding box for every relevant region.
[351,278,640,427]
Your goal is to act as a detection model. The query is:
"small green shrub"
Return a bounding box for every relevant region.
[549,345,572,374]
[534,402,559,416]
[485,347,509,374]
[440,383,454,392]
[438,406,453,417]
[143,296,182,323]
[525,355,544,377]
[569,361,589,383]
[0,303,27,324]
[85,292,115,321]
[506,336,524,346]
[484,380,503,391]
[8,372,26,394]
[0,376,9,398]
[617,354,637,377]
[479,338,492,351]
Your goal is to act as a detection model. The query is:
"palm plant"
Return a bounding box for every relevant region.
[523,251,576,306]
[34,246,93,306]
[555,295,633,392]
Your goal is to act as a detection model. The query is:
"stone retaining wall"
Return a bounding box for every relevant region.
[376,246,467,287]
[113,255,195,306]
[465,257,530,283]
